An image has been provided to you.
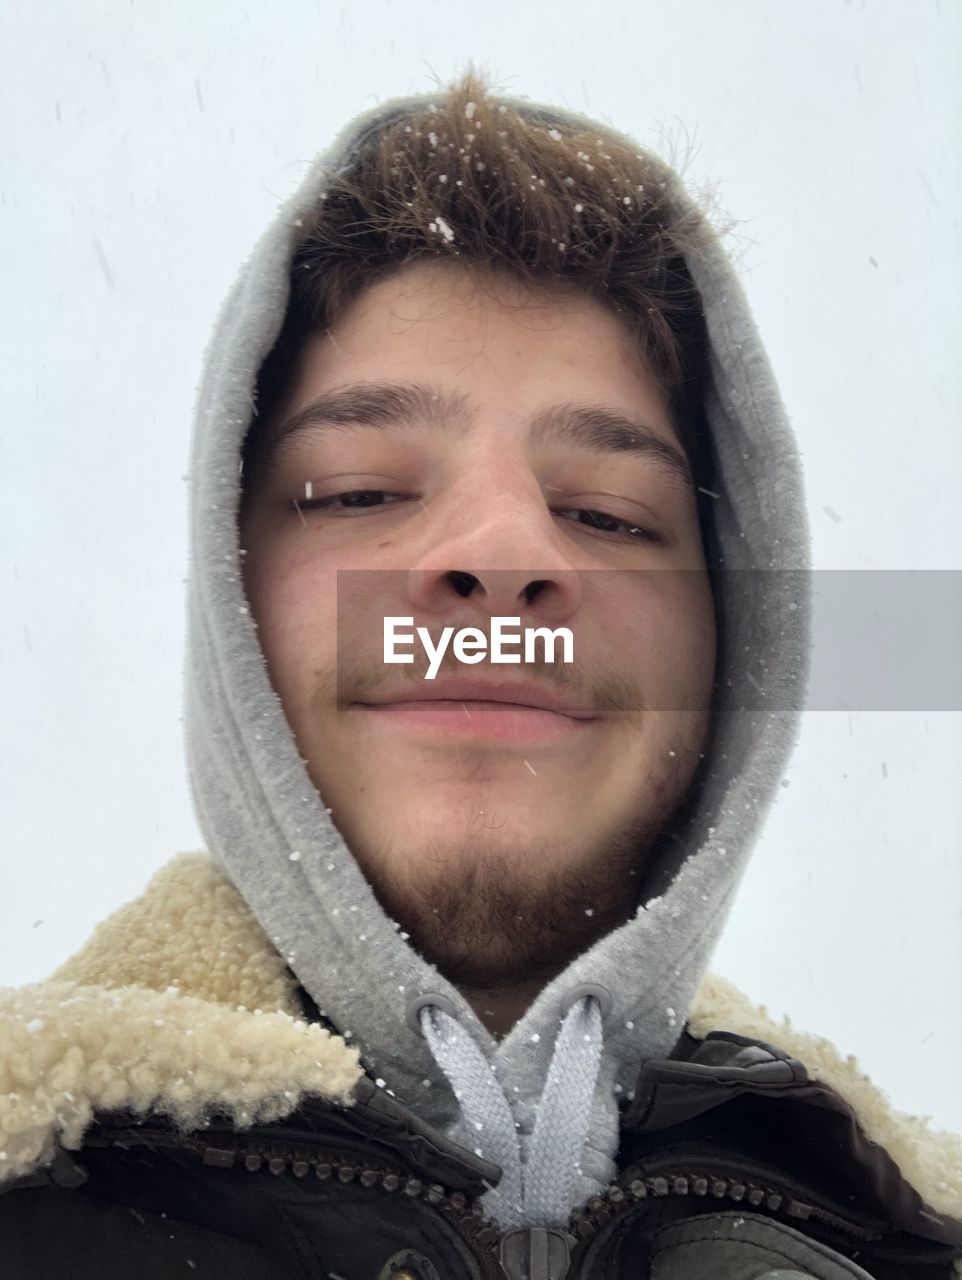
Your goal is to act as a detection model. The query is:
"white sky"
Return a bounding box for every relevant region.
[2,0,960,1135]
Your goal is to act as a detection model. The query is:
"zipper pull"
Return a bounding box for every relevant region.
[497,1226,573,1279]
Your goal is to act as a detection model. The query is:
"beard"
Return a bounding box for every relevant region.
[346,766,692,994]
[299,647,712,999]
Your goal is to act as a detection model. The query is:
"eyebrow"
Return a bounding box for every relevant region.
[258,380,692,488]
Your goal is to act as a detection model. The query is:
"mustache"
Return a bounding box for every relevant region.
[316,642,643,717]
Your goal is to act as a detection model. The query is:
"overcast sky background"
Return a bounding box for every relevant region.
[2,0,960,1135]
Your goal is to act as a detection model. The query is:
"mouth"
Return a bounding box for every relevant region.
[356,698,599,743]
[354,681,600,744]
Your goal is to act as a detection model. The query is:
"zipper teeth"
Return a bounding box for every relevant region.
[225,1141,882,1247]
[567,1169,882,1243]
[211,1138,504,1250]
[98,1128,505,1261]
[237,1141,445,1199]
[109,1129,884,1261]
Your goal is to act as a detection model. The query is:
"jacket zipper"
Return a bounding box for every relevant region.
[91,1126,508,1280]
[207,1132,506,1259]
[89,1127,893,1279]
[567,1157,888,1248]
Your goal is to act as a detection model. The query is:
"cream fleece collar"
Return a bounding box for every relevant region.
[1,849,960,1235]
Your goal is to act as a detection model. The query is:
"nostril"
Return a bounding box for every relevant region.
[446,570,478,597]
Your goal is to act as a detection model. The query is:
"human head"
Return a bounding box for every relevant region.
[238,67,721,1028]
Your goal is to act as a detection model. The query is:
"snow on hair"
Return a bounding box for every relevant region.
[244,62,725,494]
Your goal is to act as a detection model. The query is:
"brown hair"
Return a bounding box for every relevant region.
[243,62,725,502]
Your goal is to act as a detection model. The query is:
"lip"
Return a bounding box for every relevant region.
[354,679,600,743]
[358,678,598,720]
[355,700,598,743]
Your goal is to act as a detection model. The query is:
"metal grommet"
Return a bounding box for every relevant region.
[376,1248,442,1280]
[560,983,614,1021]
[406,992,458,1037]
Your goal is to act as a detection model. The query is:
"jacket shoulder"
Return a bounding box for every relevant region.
[0,852,364,1192]
[639,972,962,1250]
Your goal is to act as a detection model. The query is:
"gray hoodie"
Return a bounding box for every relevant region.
[183,86,812,1232]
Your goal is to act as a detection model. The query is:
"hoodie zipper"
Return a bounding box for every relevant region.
[90,1127,894,1279]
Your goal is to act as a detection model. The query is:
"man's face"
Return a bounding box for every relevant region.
[240,260,716,1000]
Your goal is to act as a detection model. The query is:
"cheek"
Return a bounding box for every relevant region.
[243,548,339,676]
[663,575,717,706]
[623,572,716,710]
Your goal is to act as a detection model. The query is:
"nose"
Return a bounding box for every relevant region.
[405,467,583,626]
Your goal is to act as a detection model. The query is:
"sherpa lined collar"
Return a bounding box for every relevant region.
[1,849,960,1232]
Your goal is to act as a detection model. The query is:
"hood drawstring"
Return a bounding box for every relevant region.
[417,994,605,1230]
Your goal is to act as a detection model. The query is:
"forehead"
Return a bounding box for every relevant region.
[289,259,673,419]
[331,257,634,344]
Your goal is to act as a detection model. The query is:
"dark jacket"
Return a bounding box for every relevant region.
[1,853,960,1278]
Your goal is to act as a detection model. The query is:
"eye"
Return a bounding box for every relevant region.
[294,488,411,514]
[554,506,663,544]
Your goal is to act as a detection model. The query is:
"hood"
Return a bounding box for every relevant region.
[182,84,812,1228]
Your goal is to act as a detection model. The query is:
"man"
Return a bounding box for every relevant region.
[1,66,959,1279]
